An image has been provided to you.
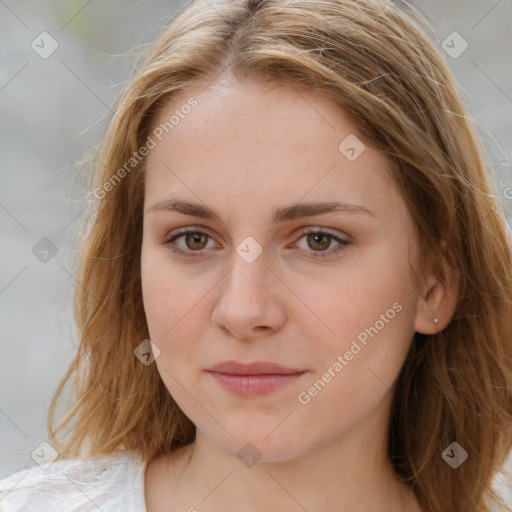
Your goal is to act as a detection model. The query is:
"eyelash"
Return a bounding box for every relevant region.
[162,226,351,260]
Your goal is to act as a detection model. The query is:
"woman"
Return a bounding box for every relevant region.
[1,0,511,510]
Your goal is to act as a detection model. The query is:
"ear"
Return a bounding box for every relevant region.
[414,248,459,335]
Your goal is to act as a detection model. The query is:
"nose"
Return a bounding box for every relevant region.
[210,247,287,341]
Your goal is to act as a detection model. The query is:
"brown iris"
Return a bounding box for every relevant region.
[185,232,209,250]
[307,232,331,251]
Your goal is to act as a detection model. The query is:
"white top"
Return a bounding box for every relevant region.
[0,450,147,512]
[0,449,511,511]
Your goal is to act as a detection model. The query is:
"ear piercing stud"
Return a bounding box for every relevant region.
[434,317,438,325]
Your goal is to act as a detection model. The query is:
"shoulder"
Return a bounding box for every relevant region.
[492,466,512,509]
[0,449,147,512]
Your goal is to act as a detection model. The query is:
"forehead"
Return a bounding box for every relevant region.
[148,79,365,152]
[143,80,403,226]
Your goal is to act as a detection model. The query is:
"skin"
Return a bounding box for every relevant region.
[139,77,457,512]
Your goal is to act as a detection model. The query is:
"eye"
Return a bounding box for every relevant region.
[293,227,351,259]
[163,226,218,259]
[162,226,351,260]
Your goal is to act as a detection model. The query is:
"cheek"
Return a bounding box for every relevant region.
[300,245,415,346]
[294,300,414,445]
[141,241,193,326]
[141,246,185,346]
[140,246,214,378]
[141,268,202,397]
[295,242,417,401]
[142,274,202,345]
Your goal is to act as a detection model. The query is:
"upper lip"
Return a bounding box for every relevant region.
[207,360,305,375]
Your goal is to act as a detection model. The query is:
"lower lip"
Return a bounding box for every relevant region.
[208,372,306,396]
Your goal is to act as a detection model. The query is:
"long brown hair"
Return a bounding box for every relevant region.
[47,1,512,510]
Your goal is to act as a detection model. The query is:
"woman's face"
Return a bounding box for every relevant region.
[141,79,426,461]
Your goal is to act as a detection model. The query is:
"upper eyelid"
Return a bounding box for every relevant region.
[165,224,347,237]
[166,225,219,243]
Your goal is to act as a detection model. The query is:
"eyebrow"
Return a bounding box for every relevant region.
[146,198,375,225]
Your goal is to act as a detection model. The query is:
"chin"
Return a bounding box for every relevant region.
[202,421,315,464]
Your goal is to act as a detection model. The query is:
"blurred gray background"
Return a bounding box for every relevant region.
[1,0,511,479]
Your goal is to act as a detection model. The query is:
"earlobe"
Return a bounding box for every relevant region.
[414,255,459,335]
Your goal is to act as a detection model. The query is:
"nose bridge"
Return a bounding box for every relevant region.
[224,243,269,302]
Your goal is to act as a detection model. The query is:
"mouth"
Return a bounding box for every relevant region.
[206,360,307,396]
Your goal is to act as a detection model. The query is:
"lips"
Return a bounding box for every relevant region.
[207,360,304,375]
[206,360,307,396]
